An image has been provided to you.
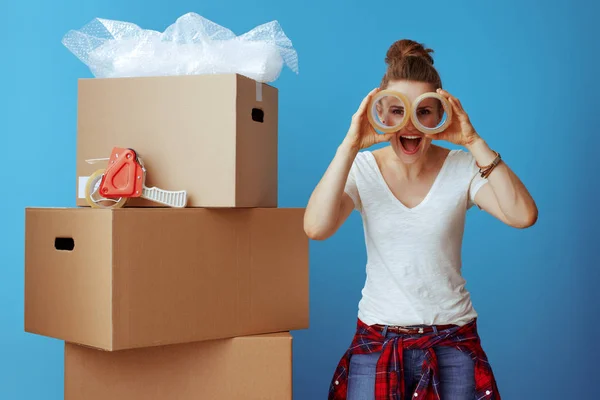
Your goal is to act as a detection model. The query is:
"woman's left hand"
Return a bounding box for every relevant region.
[425,88,480,147]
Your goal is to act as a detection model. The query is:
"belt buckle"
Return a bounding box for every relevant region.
[405,326,425,334]
[388,325,425,334]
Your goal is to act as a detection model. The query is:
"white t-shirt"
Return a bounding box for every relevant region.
[344,149,488,327]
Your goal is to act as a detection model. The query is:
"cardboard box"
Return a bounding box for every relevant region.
[24,207,308,351]
[65,332,292,400]
[75,73,278,208]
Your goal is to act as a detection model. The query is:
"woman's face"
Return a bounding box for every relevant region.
[377,80,442,164]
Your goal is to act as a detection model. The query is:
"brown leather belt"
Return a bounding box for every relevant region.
[372,323,457,335]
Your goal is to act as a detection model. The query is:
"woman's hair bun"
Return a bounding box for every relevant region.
[385,39,435,66]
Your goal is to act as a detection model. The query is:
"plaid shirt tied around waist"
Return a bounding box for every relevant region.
[328,318,501,400]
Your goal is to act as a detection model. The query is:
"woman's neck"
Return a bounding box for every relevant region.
[383,145,443,181]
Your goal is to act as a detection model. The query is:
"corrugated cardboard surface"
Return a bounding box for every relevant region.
[24,209,114,350]
[65,332,292,400]
[25,207,309,350]
[75,73,278,208]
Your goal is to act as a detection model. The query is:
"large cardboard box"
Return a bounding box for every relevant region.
[24,207,308,351]
[65,332,292,400]
[75,73,278,208]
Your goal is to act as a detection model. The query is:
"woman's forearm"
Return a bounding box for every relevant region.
[466,138,538,227]
[304,139,359,239]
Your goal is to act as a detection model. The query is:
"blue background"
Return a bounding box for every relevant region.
[1,0,598,398]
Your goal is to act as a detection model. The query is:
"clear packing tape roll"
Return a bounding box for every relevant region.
[61,12,299,83]
[367,90,453,134]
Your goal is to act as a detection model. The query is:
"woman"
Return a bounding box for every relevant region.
[303,39,538,400]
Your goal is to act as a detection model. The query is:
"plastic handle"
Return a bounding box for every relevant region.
[142,186,187,208]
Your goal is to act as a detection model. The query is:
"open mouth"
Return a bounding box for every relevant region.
[399,135,422,155]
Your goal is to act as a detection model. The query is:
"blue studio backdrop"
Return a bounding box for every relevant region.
[1,0,598,399]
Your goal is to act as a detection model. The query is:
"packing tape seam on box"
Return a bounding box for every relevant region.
[256,82,263,102]
[78,176,90,198]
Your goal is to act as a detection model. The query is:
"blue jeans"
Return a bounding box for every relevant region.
[347,328,475,400]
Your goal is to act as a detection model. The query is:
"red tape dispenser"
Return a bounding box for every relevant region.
[84,147,187,209]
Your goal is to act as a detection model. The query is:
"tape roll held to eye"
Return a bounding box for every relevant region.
[367,90,453,135]
[412,92,453,135]
[367,90,412,134]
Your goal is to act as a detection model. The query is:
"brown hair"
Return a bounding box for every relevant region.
[380,39,442,89]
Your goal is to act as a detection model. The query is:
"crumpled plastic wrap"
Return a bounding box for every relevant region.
[62,12,299,83]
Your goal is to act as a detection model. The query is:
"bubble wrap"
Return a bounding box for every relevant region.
[62,12,299,82]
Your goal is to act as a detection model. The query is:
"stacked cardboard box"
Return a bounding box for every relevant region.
[24,73,309,399]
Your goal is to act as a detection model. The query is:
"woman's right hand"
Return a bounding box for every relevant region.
[343,88,396,150]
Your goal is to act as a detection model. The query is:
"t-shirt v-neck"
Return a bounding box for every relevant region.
[365,150,452,212]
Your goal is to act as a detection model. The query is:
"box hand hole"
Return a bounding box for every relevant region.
[55,237,75,251]
[252,108,264,123]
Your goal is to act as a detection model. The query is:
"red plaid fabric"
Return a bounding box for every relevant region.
[328,318,501,400]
